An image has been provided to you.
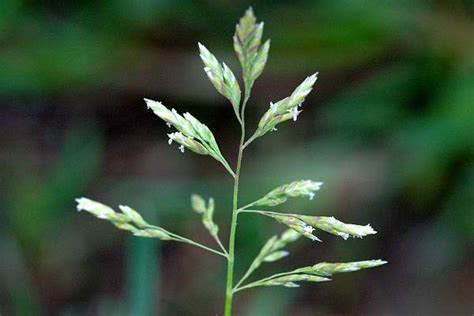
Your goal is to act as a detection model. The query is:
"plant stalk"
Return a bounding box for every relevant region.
[224,96,248,316]
[224,133,244,316]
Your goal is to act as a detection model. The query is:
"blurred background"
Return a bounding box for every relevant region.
[0,0,473,315]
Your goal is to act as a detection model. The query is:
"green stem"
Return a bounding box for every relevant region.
[224,93,249,315]
[224,128,245,316]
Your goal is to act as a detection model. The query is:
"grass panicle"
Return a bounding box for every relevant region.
[75,8,386,315]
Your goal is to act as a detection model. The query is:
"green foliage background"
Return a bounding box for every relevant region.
[0,0,472,315]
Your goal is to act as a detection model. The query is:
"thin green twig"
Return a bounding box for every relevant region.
[233,257,258,290]
[236,201,258,212]
[213,234,229,256]
[167,231,227,258]
[238,209,283,216]
[143,225,227,258]
[220,158,236,178]
[242,132,258,149]
[233,270,297,293]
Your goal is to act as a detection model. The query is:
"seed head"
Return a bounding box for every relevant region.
[308,260,388,276]
[271,215,322,242]
[298,216,377,240]
[255,73,318,138]
[255,180,323,206]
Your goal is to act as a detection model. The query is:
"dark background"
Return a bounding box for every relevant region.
[0,1,473,315]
